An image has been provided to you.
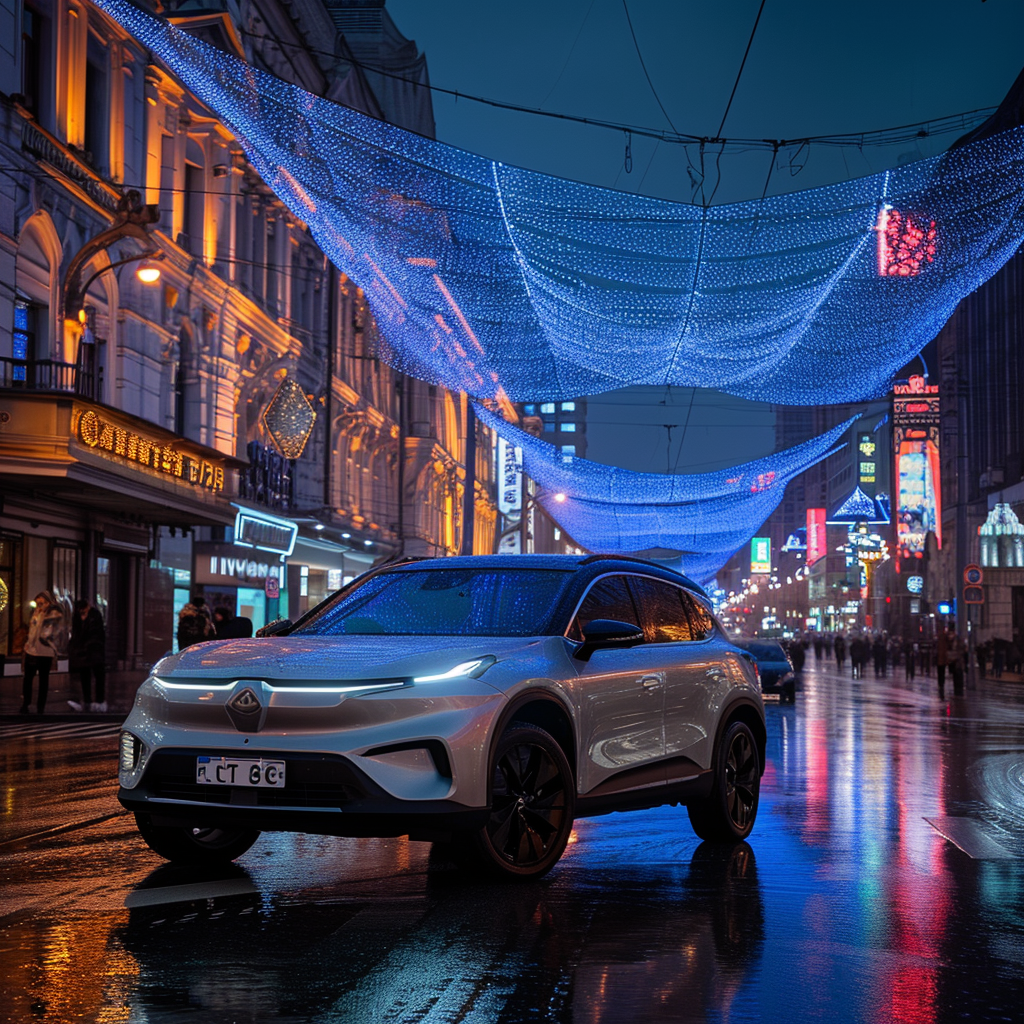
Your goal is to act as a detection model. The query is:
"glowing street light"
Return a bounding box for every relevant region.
[135,259,162,284]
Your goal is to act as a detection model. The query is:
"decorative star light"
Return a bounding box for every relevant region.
[95,0,1024,406]
[262,377,316,459]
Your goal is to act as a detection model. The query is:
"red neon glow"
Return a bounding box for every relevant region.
[877,208,937,277]
[749,471,776,494]
[807,507,827,566]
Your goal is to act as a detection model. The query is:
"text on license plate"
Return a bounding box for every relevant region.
[196,756,286,787]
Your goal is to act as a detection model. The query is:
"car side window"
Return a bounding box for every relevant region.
[681,592,715,641]
[567,575,639,642]
[631,578,694,643]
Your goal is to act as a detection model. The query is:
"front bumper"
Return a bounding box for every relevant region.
[120,746,488,840]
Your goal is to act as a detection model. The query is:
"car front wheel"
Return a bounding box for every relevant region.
[470,723,575,879]
[134,813,261,864]
[687,720,760,842]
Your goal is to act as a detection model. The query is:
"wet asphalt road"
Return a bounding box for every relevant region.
[2,662,1024,1024]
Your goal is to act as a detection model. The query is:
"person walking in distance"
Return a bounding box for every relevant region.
[834,634,847,673]
[19,591,64,714]
[903,637,917,680]
[67,599,107,712]
[936,627,950,697]
[950,631,966,696]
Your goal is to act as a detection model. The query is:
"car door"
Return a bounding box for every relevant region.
[569,573,667,795]
[630,577,720,771]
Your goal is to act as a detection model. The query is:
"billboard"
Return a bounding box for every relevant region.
[496,438,522,516]
[807,508,827,566]
[892,375,941,572]
[858,433,877,492]
[751,537,772,574]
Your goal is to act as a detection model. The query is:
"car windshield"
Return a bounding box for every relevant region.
[293,568,574,637]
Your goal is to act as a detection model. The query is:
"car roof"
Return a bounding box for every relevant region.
[379,554,707,596]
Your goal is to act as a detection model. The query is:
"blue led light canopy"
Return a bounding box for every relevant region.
[476,406,852,582]
[95,1,1024,406]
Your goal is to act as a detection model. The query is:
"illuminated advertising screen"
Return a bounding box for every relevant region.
[807,508,827,566]
[858,433,877,492]
[751,537,771,574]
[892,375,941,572]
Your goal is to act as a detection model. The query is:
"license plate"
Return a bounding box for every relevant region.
[196,756,286,788]
[762,692,781,702]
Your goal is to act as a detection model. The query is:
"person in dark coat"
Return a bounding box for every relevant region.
[834,634,846,672]
[213,606,254,639]
[20,591,64,714]
[67,598,107,712]
[872,635,887,677]
[177,594,216,650]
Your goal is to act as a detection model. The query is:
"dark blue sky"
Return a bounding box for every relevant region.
[388,0,1024,470]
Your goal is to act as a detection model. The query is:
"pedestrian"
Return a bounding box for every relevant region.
[850,636,863,679]
[213,605,254,640]
[67,599,107,712]
[937,628,950,696]
[814,636,823,661]
[993,640,1005,679]
[873,635,887,677]
[976,641,988,679]
[177,594,216,650]
[20,591,65,715]
[903,637,916,680]
[950,633,966,695]
[921,640,932,677]
[834,634,846,672]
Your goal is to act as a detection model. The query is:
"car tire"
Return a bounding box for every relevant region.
[134,813,260,864]
[687,719,760,842]
[469,723,575,880]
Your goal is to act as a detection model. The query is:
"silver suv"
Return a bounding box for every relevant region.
[119,555,765,878]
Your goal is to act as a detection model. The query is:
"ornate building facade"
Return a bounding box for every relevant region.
[0,0,501,678]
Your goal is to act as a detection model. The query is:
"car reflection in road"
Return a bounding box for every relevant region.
[120,841,763,1023]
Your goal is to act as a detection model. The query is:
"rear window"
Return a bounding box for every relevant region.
[293,568,573,637]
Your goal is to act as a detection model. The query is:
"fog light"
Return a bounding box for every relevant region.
[119,731,140,771]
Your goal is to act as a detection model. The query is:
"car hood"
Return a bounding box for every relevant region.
[153,634,551,683]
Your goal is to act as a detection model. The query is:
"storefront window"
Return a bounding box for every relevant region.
[0,535,23,658]
[52,543,78,609]
[95,556,110,618]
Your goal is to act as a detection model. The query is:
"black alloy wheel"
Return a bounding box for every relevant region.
[473,723,575,879]
[687,720,760,842]
[135,813,261,864]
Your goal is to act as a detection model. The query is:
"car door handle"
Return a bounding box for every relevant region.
[639,674,663,690]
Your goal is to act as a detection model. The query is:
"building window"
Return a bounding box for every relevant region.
[20,3,52,122]
[561,422,576,432]
[560,401,576,411]
[184,162,204,257]
[299,564,309,597]
[522,404,535,415]
[540,403,555,414]
[84,33,109,172]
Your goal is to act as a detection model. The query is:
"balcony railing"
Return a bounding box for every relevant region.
[0,357,103,402]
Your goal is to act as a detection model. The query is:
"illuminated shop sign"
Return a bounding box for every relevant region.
[194,542,285,587]
[751,537,771,574]
[497,438,523,515]
[858,433,876,489]
[807,508,827,566]
[892,375,941,572]
[76,409,225,492]
[232,506,297,556]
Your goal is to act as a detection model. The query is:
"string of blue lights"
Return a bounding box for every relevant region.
[476,406,852,581]
[95,0,1024,406]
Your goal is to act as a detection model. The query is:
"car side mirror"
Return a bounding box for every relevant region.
[255,618,293,638]
[575,619,644,662]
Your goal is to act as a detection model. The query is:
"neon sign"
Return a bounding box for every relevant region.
[77,409,225,492]
[877,206,937,277]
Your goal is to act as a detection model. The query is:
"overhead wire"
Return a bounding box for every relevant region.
[620,0,679,133]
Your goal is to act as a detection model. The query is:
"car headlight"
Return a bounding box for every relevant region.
[412,656,496,683]
[119,731,141,772]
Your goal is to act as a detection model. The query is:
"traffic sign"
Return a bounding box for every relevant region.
[265,574,280,599]
[964,564,983,586]
[963,585,984,605]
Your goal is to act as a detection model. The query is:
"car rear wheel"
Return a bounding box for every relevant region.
[470,723,575,879]
[687,720,760,842]
[134,813,261,864]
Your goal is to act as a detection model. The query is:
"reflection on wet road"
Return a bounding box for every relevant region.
[2,663,1024,1022]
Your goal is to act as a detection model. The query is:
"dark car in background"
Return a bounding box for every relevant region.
[730,637,795,702]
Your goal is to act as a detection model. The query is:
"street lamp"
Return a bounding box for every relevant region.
[135,260,163,285]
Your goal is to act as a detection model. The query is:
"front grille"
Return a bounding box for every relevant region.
[142,750,370,809]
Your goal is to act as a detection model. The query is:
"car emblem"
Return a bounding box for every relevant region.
[229,687,262,715]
